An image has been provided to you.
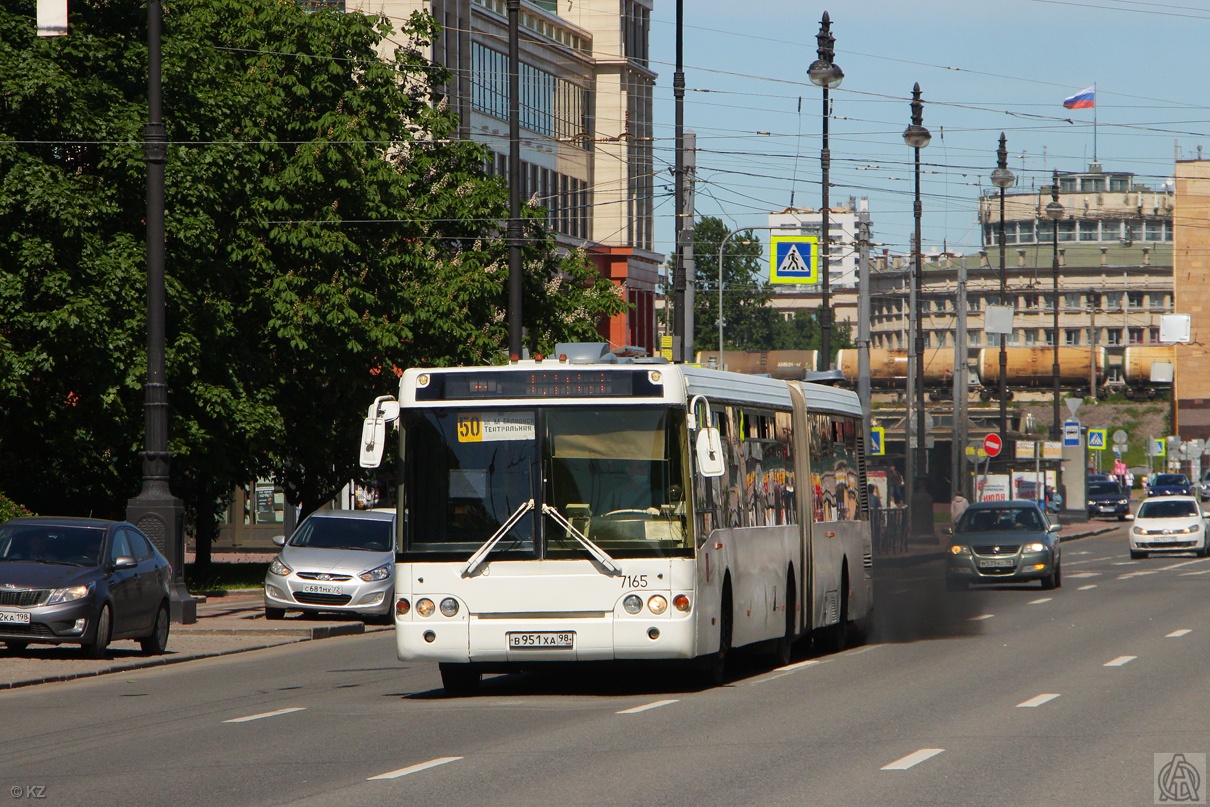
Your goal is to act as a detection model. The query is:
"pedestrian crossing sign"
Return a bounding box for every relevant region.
[1087,429,1107,450]
[769,235,819,285]
[870,426,885,456]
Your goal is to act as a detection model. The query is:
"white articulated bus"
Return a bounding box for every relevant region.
[359,343,872,694]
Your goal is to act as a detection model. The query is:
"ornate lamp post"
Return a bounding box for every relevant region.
[808,11,843,371]
[1046,170,1065,440]
[903,83,932,534]
[991,133,1016,441]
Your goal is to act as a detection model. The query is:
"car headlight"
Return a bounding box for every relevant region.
[1131,526,1145,536]
[1025,542,1046,553]
[269,557,292,576]
[1118,499,1129,505]
[358,562,392,582]
[45,583,93,605]
[949,544,970,555]
[1175,524,1200,535]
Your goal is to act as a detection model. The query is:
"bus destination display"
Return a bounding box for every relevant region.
[418,370,663,400]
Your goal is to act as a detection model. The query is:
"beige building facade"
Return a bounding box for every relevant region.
[1173,160,1210,439]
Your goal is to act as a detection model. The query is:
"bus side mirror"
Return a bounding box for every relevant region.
[696,428,725,478]
[359,396,400,469]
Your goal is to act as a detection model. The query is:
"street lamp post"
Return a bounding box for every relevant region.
[1046,170,1065,440]
[808,11,843,371]
[991,133,1016,442]
[903,83,932,535]
[125,0,195,624]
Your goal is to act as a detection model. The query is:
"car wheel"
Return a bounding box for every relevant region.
[439,663,481,696]
[1054,560,1062,588]
[1040,564,1058,590]
[4,641,29,653]
[264,607,286,621]
[1130,549,1147,560]
[140,603,170,655]
[82,604,112,660]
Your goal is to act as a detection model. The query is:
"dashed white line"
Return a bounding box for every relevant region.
[1167,629,1192,638]
[616,699,679,715]
[1078,584,1098,591]
[1104,655,1137,667]
[968,614,995,622]
[1068,571,1101,579]
[223,707,306,724]
[1113,561,1140,566]
[1017,693,1060,708]
[369,757,463,780]
[1158,558,1210,571]
[882,748,944,770]
[1028,597,1053,605]
[1118,570,1158,580]
[1180,570,1210,577]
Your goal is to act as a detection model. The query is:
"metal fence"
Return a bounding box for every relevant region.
[871,507,909,556]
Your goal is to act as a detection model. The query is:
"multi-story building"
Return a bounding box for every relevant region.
[349,0,661,351]
[1173,159,1210,440]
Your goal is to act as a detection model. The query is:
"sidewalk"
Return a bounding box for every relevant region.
[0,592,391,690]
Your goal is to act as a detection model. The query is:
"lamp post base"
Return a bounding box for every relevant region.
[127,488,197,625]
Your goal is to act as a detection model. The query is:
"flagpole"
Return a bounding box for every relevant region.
[1093,82,1098,164]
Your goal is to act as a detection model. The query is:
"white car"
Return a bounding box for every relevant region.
[1129,496,1210,560]
[263,510,395,621]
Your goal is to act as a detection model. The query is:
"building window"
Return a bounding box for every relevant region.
[1109,176,1129,192]
[1064,292,1082,310]
[1078,220,1100,241]
[1104,291,1123,310]
[989,333,1001,347]
[1148,292,1166,309]
[1023,294,1039,309]
[1057,220,1076,242]
[968,296,981,311]
[1150,327,1160,343]
[1129,327,1144,345]
[1024,329,1038,346]
[1144,220,1164,241]
[1127,291,1144,309]
[969,331,981,347]
[1045,330,1056,346]
[1106,329,1122,346]
[1065,329,1081,346]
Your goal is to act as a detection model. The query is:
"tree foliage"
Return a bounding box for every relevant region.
[0,1,625,550]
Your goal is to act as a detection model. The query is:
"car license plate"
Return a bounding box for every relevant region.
[0,610,31,624]
[507,631,574,650]
[301,584,342,595]
[977,557,1015,569]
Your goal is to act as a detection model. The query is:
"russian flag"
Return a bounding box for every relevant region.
[1063,86,1095,109]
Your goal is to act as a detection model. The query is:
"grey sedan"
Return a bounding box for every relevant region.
[946,501,1062,590]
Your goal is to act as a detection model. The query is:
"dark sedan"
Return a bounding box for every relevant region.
[0,517,171,657]
[1087,480,1131,521]
[1147,473,1193,497]
[946,500,1062,590]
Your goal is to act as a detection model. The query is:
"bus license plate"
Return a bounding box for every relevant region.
[507,631,574,650]
[0,610,31,624]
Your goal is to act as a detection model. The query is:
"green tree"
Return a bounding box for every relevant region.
[0,1,624,563]
[689,217,780,353]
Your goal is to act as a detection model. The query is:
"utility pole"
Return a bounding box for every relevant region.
[672,0,687,361]
[953,256,969,500]
[682,131,696,360]
[506,0,522,359]
[856,201,872,427]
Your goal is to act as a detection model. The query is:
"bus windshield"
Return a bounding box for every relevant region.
[404,406,690,560]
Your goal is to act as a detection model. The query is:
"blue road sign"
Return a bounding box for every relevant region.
[769,235,818,285]
[1087,429,1107,450]
[1063,420,1081,447]
[870,426,885,456]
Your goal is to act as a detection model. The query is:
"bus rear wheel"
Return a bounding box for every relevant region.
[439,663,481,696]
[770,573,795,668]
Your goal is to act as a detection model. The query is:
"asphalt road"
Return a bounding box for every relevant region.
[3,523,1209,806]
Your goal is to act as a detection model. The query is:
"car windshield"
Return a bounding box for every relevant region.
[958,507,1044,533]
[0,524,104,565]
[1089,482,1123,496]
[1137,500,1198,519]
[288,517,392,551]
[1154,475,1187,486]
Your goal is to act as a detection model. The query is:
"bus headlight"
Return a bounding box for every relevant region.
[416,598,435,617]
[673,594,691,612]
[439,597,460,617]
[647,595,668,615]
[623,595,643,614]
[396,598,410,617]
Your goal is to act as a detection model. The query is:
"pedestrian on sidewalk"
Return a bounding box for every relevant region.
[950,492,969,525]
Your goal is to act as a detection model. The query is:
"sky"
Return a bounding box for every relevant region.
[645,0,1206,270]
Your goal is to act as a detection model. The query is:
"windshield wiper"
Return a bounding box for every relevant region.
[462,499,535,577]
[542,504,621,575]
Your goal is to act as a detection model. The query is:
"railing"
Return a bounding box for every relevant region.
[871,507,909,556]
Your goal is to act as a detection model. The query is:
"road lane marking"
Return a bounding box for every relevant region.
[223,707,306,724]
[1167,629,1192,638]
[1068,572,1101,578]
[1158,558,1210,571]
[1017,693,1060,708]
[968,614,995,622]
[1118,570,1158,580]
[1180,570,1210,576]
[1078,584,1098,591]
[1113,561,1140,566]
[369,757,462,780]
[1104,656,1137,667]
[616,699,679,714]
[1028,598,1052,605]
[881,748,944,770]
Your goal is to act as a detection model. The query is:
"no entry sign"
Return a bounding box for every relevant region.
[983,433,1003,458]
